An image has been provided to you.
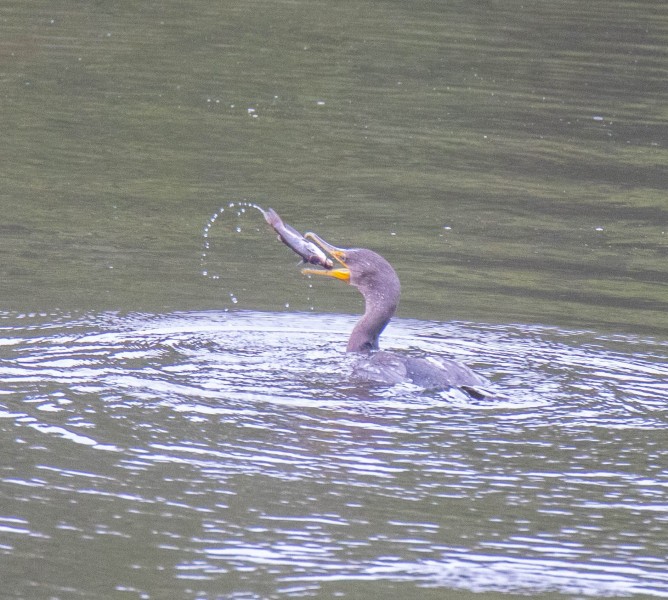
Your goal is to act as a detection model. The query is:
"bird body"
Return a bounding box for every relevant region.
[348,351,492,397]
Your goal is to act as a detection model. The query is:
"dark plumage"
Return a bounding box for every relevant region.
[342,249,399,353]
[303,237,492,395]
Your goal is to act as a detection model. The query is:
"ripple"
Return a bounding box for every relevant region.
[1,309,667,597]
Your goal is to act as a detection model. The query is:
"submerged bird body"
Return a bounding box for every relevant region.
[351,351,490,396]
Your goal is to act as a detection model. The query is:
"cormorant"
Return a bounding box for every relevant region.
[302,232,492,396]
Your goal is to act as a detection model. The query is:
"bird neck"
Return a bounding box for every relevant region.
[346,292,398,353]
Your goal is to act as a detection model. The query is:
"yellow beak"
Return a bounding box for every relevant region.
[301,232,350,282]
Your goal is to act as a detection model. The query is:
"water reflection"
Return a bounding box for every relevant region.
[1,310,667,597]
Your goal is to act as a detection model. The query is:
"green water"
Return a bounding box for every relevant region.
[1,4,668,597]
[2,0,666,333]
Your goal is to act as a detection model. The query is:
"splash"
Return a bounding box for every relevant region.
[200,201,318,312]
[201,201,263,277]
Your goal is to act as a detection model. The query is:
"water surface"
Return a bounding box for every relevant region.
[1,310,667,598]
[1,0,667,598]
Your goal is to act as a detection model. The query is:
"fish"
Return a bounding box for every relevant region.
[262,208,334,269]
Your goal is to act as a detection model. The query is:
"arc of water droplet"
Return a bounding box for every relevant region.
[201,201,324,313]
[200,201,267,310]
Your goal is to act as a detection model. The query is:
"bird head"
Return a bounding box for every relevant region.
[301,233,400,305]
